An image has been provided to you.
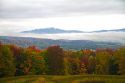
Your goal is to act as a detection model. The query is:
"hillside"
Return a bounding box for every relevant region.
[0,36,122,50]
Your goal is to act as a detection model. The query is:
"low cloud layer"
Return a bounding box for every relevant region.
[0,0,125,19]
[1,32,125,44]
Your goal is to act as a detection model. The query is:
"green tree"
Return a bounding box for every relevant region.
[30,51,46,75]
[95,50,110,74]
[115,47,125,75]
[15,48,33,75]
[109,56,119,75]
[0,45,16,77]
[88,56,96,74]
[64,50,82,75]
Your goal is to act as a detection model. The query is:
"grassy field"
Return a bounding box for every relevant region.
[0,75,125,83]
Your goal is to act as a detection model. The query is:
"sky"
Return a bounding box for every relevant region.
[0,0,125,33]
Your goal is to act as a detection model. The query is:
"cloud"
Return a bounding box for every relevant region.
[0,0,125,19]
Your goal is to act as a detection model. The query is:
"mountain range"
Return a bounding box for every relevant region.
[92,28,125,32]
[0,36,122,50]
[22,27,83,34]
[22,27,125,34]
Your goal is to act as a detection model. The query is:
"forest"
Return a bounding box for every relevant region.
[0,41,125,78]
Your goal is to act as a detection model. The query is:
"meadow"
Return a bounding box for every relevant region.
[0,75,125,83]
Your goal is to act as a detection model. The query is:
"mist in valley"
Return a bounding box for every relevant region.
[1,31,125,44]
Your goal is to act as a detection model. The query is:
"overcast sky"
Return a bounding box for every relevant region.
[0,0,125,33]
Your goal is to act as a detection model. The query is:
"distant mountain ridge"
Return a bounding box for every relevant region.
[22,27,125,34]
[22,27,83,34]
[92,28,125,32]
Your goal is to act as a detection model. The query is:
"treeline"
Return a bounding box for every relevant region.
[0,43,125,77]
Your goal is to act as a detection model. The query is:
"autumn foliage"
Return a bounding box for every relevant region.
[0,43,125,77]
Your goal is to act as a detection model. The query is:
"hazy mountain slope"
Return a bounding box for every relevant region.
[0,36,122,50]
